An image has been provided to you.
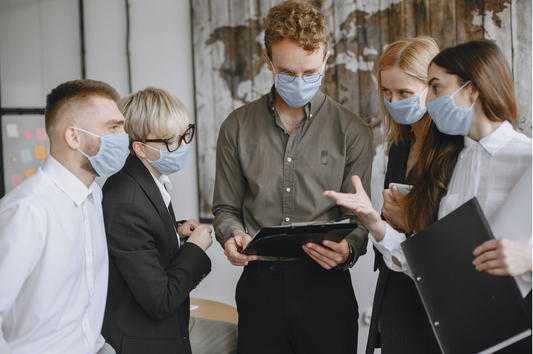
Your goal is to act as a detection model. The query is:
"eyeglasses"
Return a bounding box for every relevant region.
[144,124,195,152]
[269,57,326,84]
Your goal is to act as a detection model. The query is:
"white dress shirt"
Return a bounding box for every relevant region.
[150,172,180,244]
[0,156,108,354]
[150,172,172,208]
[372,121,532,279]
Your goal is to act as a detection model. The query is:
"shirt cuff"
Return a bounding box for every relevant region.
[369,222,412,276]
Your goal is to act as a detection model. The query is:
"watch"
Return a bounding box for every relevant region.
[333,245,355,271]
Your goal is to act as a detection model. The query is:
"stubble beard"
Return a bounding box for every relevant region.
[80,138,99,177]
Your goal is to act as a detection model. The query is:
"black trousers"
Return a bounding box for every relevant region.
[235,259,359,354]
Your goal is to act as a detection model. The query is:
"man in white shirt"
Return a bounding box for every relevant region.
[0,79,130,354]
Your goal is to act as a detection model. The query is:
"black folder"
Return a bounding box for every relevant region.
[401,198,531,354]
[240,222,358,258]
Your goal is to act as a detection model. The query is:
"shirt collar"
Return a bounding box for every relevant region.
[150,172,172,207]
[159,174,173,191]
[267,84,325,120]
[461,121,515,158]
[42,155,93,206]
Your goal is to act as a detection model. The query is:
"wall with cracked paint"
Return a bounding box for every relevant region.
[192,0,531,223]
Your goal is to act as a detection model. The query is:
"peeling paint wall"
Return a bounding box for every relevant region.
[192,0,531,221]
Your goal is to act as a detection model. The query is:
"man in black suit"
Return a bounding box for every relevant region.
[101,87,214,354]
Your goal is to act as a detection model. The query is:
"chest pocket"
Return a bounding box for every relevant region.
[484,192,509,221]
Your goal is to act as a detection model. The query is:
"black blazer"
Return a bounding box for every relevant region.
[366,141,441,354]
[101,155,211,354]
[366,141,440,354]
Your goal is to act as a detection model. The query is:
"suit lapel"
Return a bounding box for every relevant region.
[123,155,178,249]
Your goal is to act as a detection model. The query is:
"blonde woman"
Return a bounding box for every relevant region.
[329,40,532,353]
[365,37,443,354]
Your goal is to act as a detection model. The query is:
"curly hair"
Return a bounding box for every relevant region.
[264,0,328,58]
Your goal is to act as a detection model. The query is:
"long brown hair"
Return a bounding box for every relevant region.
[403,40,516,232]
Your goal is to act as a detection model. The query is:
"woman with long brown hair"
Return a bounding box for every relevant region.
[325,40,532,353]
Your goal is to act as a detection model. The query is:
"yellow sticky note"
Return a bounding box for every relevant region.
[24,168,36,178]
[34,145,47,160]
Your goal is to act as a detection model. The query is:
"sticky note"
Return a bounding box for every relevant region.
[34,145,46,160]
[34,145,47,159]
[24,130,31,139]
[20,149,33,163]
[11,175,22,188]
[37,128,47,141]
[24,168,36,178]
[6,124,19,138]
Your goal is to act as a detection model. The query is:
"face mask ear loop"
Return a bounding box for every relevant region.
[74,127,101,159]
[451,80,471,97]
[140,142,161,163]
[418,87,428,104]
[74,127,101,138]
[78,149,90,158]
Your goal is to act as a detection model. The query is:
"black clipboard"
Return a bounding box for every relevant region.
[240,222,358,258]
[401,197,531,354]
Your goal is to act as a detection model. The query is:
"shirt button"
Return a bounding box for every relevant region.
[285,217,290,222]
[287,158,292,162]
[286,188,291,192]
[89,287,93,292]
[310,113,313,118]
[270,265,276,271]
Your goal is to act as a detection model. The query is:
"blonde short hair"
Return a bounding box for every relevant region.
[118,87,189,154]
[377,36,440,143]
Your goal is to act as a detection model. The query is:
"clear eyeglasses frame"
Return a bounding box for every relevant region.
[269,57,327,84]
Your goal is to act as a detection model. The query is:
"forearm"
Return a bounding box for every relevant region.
[212,207,246,247]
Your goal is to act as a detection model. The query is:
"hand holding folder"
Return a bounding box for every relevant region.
[401,198,531,354]
[240,221,358,258]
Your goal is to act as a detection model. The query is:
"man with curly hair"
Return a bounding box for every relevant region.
[213,1,373,353]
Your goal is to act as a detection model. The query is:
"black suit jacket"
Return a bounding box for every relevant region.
[101,154,211,354]
[366,140,441,354]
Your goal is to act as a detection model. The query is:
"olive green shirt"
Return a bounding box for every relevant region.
[213,86,373,264]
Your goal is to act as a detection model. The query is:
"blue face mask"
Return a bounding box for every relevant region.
[275,74,323,108]
[142,143,190,175]
[383,87,428,125]
[75,128,129,179]
[426,80,476,136]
